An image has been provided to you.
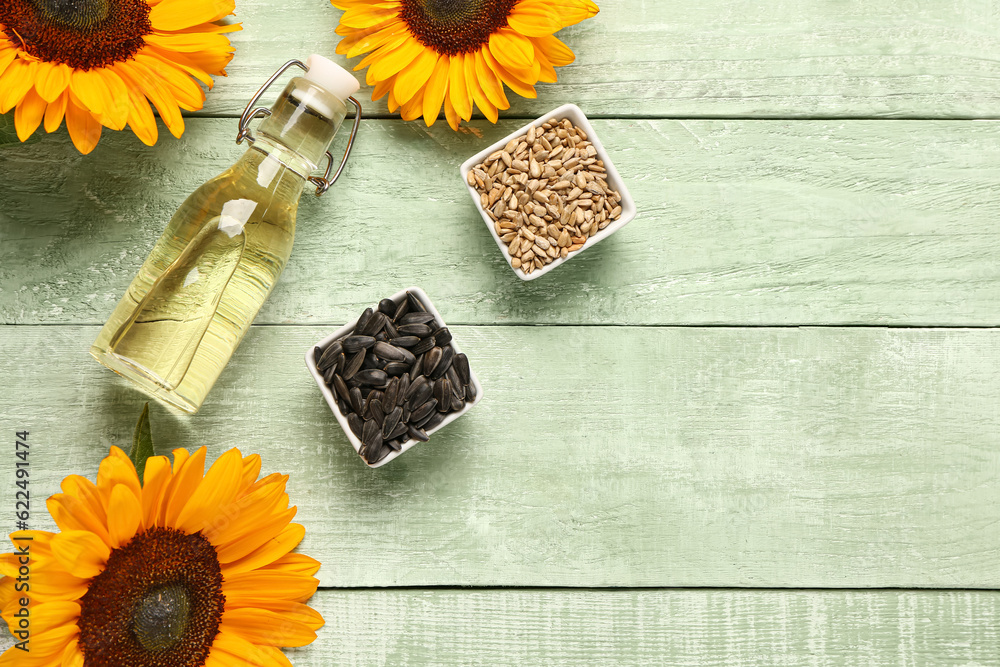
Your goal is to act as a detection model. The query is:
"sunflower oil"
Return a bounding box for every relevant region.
[91,57,360,413]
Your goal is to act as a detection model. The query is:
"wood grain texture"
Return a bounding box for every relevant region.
[3,119,1000,327]
[2,325,997,588]
[291,589,1000,667]
[201,0,1000,119]
[1,589,997,665]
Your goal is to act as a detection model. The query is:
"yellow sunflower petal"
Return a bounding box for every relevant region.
[220,608,317,647]
[508,0,562,36]
[106,484,141,548]
[135,52,205,112]
[398,85,424,120]
[0,48,17,78]
[532,34,576,67]
[224,599,325,631]
[34,61,71,103]
[220,523,305,576]
[18,569,88,602]
[47,493,111,546]
[343,21,407,59]
[443,94,460,131]
[44,92,68,133]
[96,446,141,500]
[144,31,234,54]
[533,48,558,84]
[354,32,409,72]
[240,454,262,489]
[49,530,110,579]
[554,0,600,26]
[162,446,207,527]
[149,0,235,31]
[421,55,449,126]
[339,5,400,29]
[257,553,321,576]
[223,571,319,605]
[214,507,296,563]
[175,448,243,534]
[205,630,287,666]
[61,638,85,667]
[116,60,185,138]
[140,455,173,527]
[14,88,46,142]
[475,49,509,111]
[482,47,537,99]
[488,29,536,78]
[366,35,426,83]
[13,622,77,657]
[393,48,437,106]
[0,59,37,114]
[18,601,80,637]
[69,68,129,131]
[60,476,108,528]
[467,58,498,124]
[447,53,472,121]
[203,475,288,547]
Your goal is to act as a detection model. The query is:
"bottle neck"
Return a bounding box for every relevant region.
[251,76,349,181]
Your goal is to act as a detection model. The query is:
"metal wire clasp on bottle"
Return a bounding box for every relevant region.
[236,59,363,196]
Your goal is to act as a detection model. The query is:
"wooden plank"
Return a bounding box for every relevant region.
[3,119,1000,327]
[2,325,997,588]
[291,589,1000,666]
[1,589,997,664]
[208,0,1000,118]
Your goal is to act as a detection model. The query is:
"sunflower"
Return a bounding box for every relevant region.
[332,0,599,130]
[0,0,239,154]
[0,446,323,667]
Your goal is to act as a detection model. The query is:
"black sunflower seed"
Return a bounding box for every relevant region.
[367,390,384,408]
[349,387,364,415]
[410,398,437,424]
[362,418,380,446]
[409,355,425,378]
[390,335,419,348]
[348,413,364,439]
[384,361,409,377]
[404,375,427,400]
[407,379,433,409]
[375,332,388,343]
[316,340,343,371]
[368,444,391,464]
[398,323,433,337]
[433,377,452,408]
[356,369,388,387]
[451,390,466,412]
[384,319,399,339]
[454,353,471,384]
[424,346,443,376]
[397,375,410,405]
[407,424,430,442]
[369,399,385,425]
[406,291,426,312]
[465,382,477,402]
[421,412,446,431]
[382,406,403,438]
[335,352,346,375]
[359,311,386,336]
[342,335,376,354]
[362,353,383,370]
[355,307,373,335]
[433,327,453,346]
[383,377,399,409]
[374,341,407,362]
[399,312,436,326]
[322,365,337,385]
[393,298,409,322]
[333,374,351,402]
[446,365,461,389]
[386,437,404,451]
[430,346,454,380]
[338,398,350,416]
[378,298,397,316]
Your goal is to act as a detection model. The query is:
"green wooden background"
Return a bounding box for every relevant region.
[2,0,999,664]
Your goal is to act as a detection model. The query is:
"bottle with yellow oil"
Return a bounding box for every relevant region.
[91,55,361,413]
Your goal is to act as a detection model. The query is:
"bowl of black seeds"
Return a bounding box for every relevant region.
[306,287,483,468]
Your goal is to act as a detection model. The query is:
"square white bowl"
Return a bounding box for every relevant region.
[460,103,637,281]
[305,287,483,468]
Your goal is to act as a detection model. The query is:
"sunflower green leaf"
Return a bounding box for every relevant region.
[130,403,155,484]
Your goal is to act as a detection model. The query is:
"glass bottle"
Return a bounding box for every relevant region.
[91,55,361,413]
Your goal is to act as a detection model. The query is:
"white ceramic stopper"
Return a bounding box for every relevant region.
[304,54,360,101]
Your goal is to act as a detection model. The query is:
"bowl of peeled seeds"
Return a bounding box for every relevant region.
[306,288,483,468]
[461,103,636,280]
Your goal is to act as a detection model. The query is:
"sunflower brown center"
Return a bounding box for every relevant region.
[399,0,518,56]
[0,0,151,70]
[78,527,226,667]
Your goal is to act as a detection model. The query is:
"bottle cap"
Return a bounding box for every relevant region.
[304,54,360,101]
